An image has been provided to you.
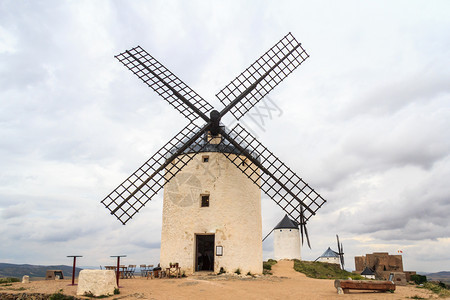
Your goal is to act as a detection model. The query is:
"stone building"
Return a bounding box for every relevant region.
[355,252,403,280]
[273,215,301,260]
[354,252,416,284]
[160,146,262,275]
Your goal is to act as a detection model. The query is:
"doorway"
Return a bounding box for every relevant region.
[195,234,215,271]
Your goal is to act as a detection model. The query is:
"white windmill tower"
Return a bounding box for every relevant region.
[273,215,302,260]
[102,33,326,275]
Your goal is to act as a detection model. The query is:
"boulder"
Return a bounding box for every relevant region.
[76,270,117,297]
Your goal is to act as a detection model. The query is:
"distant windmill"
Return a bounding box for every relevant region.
[315,234,345,269]
[101,33,326,274]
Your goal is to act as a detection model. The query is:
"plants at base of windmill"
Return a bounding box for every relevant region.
[181,271,186,277]
[83,291,111,298]
[263,259,277,275]
[246,271,255,278]
[234,268,241,275]
[217,267,226,275]
[114,287,120,295]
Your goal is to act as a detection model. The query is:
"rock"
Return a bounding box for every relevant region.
[76,270,117,297]
[22,275,30,283]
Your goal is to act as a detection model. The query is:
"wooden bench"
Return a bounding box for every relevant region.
[334,280,395,294]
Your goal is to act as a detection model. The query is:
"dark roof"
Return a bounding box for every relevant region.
[361,266,375,275]
[274,214,299,229]
[320,247,339,258]
[172,129,259,160]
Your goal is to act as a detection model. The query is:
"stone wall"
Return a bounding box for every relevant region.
[160,152,262,275]
[354,252,405,280]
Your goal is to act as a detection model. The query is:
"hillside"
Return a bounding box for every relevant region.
[0,263,82,279]
[426,271,450,284]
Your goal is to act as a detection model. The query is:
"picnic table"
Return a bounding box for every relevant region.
[104,265,135,279]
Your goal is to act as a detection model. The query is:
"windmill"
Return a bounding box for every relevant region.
[336,234,345,270]
[101,33,326,274]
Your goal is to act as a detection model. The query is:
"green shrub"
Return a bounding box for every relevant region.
[217,267,225,275]
[49,289,76,300]
[0,277,20,284]
[420,282,450,298]
[263,259,277,271]
[411,274,427,285]
[234,268,241,275]
[114,287,120,295]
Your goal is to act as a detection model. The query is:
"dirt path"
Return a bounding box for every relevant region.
[0,262,436,299]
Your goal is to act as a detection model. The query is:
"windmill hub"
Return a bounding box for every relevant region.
[209,109,221,136]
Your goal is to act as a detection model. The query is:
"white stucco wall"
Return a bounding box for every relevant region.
[273,228,301,260]
[318,256,340,265]
[160,152,262,275]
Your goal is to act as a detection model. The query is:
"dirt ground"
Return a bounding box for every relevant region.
[0,261,437,299]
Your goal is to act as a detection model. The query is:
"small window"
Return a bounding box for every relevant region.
[201,195,210,207]
[202,155,209,163]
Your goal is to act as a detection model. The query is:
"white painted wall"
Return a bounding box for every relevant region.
[273,228,301,260]
[318,256,340,265]
[160,152,262,275]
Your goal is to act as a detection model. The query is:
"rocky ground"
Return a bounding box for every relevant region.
[0,261,437,299]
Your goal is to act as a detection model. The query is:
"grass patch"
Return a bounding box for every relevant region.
[293,260,364,280]
[49,289,76,300]
[263,259,277,275]
[0,277,20,284]
[417,282,450,298]
[407,296,425,299]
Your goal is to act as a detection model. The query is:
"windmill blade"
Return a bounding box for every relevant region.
[302,222,311,248]
[336,235,345,269]
[216,32,309,120]
[101,122,209,224]
[116,46,213,122]
[219,124,326,223]
[336,235,341,253]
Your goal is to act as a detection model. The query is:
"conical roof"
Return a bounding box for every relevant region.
[361,266,375,275]
[274,214,299,229]
[320,247,339,258]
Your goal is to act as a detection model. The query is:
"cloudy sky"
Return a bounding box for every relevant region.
[1,0,449,273]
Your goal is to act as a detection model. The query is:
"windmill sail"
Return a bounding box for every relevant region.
[220,124,326,222]
[101,122,207,224]
[116,46,213,122]
[216,32,309,120]
[104,33,327,239]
